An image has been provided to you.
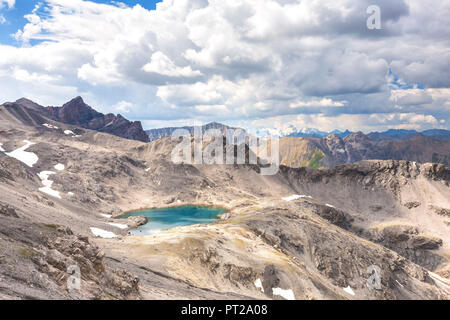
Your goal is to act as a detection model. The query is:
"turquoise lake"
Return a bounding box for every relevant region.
[121,205,227,235]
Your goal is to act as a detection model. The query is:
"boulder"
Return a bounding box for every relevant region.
[0,203,19,218]
[126,216,148,229]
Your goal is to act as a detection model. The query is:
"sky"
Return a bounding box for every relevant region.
[0,0,449,133]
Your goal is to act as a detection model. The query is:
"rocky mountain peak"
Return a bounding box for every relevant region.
[47,97,102,126]
[10,98,45,113]
[65,96,84,104]
[344,131,373,143]
[3,96,149,143]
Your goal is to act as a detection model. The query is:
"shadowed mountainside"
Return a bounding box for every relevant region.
[3,97,149,143]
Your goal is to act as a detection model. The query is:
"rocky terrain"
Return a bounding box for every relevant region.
[279,133,450,169]
[6,97,149,143]
[0,99,449,300]
[147,123,450,169]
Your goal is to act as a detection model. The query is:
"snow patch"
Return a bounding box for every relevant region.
[100,214,112,219]
[54,163,65,171]
[254,279,264,293]
[343,286,355,296]
[0,143,4,152]
[43,123,59,129]
[282,195,313,202]
[90,227,117,239]
[68,192,74,196]
[64,130,75,135]
[108,223,128,230]
[145,168,151,172]
[429,271,450,286]
[272,288,295,300]
[37,171,61,199]
[5,140,39,167]
[326,204,335,208]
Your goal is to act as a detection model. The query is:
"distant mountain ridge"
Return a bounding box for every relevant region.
[1,97,449,168]
[279,132,450,169]
[148,122,450,142]
[146,122,244,142]
[7,97,149,142]
[288,129,353,139]
[286,128,450,141]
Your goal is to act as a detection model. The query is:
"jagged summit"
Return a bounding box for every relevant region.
[3,97,149,143]
[47,96,103,126]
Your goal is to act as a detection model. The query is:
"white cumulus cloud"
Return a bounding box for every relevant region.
[0,0,448,132]
[0,0,15,9]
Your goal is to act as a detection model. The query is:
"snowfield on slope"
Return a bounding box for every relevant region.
[254,279,264,293]
[38,171,61,199]
[5,140,39,167]
[90,227,117,239]
[108,223,128,229]
[343,286,356,296]
[43,123,58,129]
[54,163,65,171]
[272,288,295,300]
[282,195,313,201]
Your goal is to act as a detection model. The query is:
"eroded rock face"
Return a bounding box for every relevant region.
[360,225,445,271]
[431,206,450,217]
[405,202,421,209]
[297,201,353,230]
[0,215,140,300]
[45,97,149,143]
[160,203,448,300]
[241,210,443,300]
[0,202,19,218]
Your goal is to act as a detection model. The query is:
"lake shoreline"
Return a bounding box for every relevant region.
[115,203,231,218]
[118,204,230,236]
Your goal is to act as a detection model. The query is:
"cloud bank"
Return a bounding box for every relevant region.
[0,0,449,132]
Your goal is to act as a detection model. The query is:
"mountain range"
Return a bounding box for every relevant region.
[1,97,449,169]
[0,96,449,300]
[279,133,450,169]
[146,125,449,168]
[4,97,149,142]
[285,128,450,141]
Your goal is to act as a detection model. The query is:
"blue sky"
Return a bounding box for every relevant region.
[0,1,161,45]
[0,0,449,133]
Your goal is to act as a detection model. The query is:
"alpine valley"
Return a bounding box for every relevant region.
[0,97,449,300]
